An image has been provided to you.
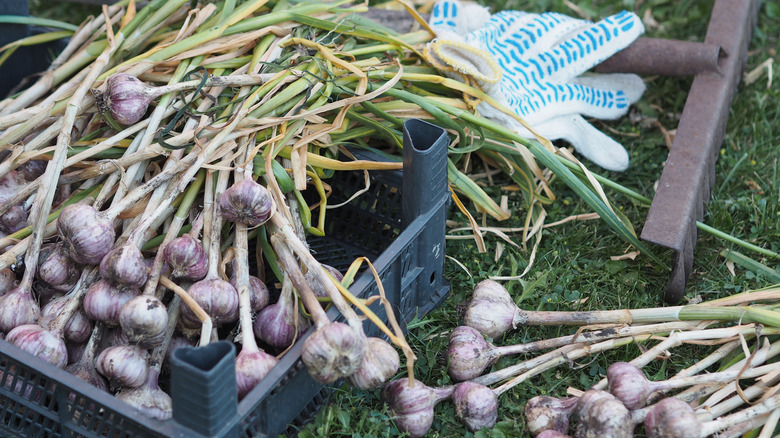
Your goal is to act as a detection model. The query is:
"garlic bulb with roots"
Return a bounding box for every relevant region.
[57,203,116,265]
[5,324,68,368]
[347,337,400,390]
[381,378,454,438]
[0,286,41,333]
[115,368,172,420]
[163,234,208,282]
[83,279,140,327]
[464,279,525,338]
[95,344,150,389]
[99,243,148,290]
[119,295,168,348]
[452,381,498,432]
[524,395,579,436]
[643,397,698,438]
[573,389,632,438]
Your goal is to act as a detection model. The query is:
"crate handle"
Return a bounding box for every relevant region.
[170,340,240,437]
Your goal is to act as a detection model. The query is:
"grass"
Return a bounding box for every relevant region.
[24,0,780,436]
[290,1,780,437]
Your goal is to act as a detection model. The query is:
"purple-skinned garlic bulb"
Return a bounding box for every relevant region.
[301,321,366,383]
[119,295,168,348]
[524,395,579,436]
[452,381,498,432]
[66,324,108,392]
[235,347,279,400]
[537,431,571,438]
[0,266,16,296]
[218,178,273,227]
[163,234,208,282]
[57,203,115,265]
[573,389,632,438]
[101,74,157,126]
[643,397,699,438]
[5,324,68,368]
[39,295,92,343]
[83,279,140,327]
[463,279,525,338]
[253,279,309,350]
[37,243,79,292]
[305,264,344,299]
[115,368,171,420]
[0,287,41,333]
[99,243,148,290]
[381,378,454,438]
[95,344,150,389]
[180,278,239,327]
[0,204,27,234]
[347,337,400,390]
[230,274,269,313]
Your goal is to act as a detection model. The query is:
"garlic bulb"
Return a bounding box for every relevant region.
[643,397,699,438]
[235,348,279,400]
[180,277,239,326]
[347,337,400,390]
[95,345,150,389]
[163,234,208,282]
[83,279,140,327]
[119,295,168,348]
[37,243,79,291]
[57,203,115,265]
[0,287,41,333]
[102,74,156,126]
[218,178,273,227]
[39,295,92,343]
[463,279,524,338]
[573,390,632,438]
[115,368,171,420]
[524,395,579,436]
[381,378,454,438]
[452,381,498,432]
[5,324,68,368]
[301,322,366,384]
[99,244,149,290]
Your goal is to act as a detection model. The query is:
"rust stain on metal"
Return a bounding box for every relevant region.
[640,0,760,303]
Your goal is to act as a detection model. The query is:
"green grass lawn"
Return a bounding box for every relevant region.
[25,0,780,436]
[291,1,780,436]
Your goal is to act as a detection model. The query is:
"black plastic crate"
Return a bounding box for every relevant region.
[0,118,451,437]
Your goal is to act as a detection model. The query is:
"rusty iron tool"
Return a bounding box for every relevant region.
[595,37,723,77]
[640,0,760,303]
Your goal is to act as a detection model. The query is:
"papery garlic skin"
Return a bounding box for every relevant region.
[643,397,699,438]
[574,390,632,438]
[464,279,525,338]
[524,395,579,436]
[301,322,366,384]
[452,381,498,432]
[6,324,68,368]
[447,325,496,381]
[381,378,454,438]
[95,345,150,389]
[607,361,656,410]
[57,204,115,265]
[219,179,273,227]
[347,337,400,390]
[235,348,279,400]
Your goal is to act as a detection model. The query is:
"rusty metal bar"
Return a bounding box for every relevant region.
[640,0,760,303]
[595,37,723,77]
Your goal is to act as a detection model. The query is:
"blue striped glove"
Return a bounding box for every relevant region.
[427,0,645,171]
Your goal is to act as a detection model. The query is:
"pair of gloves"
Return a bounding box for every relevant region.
[426,0,645,171]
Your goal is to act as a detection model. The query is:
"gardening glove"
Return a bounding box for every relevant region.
[426,0,646,171]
